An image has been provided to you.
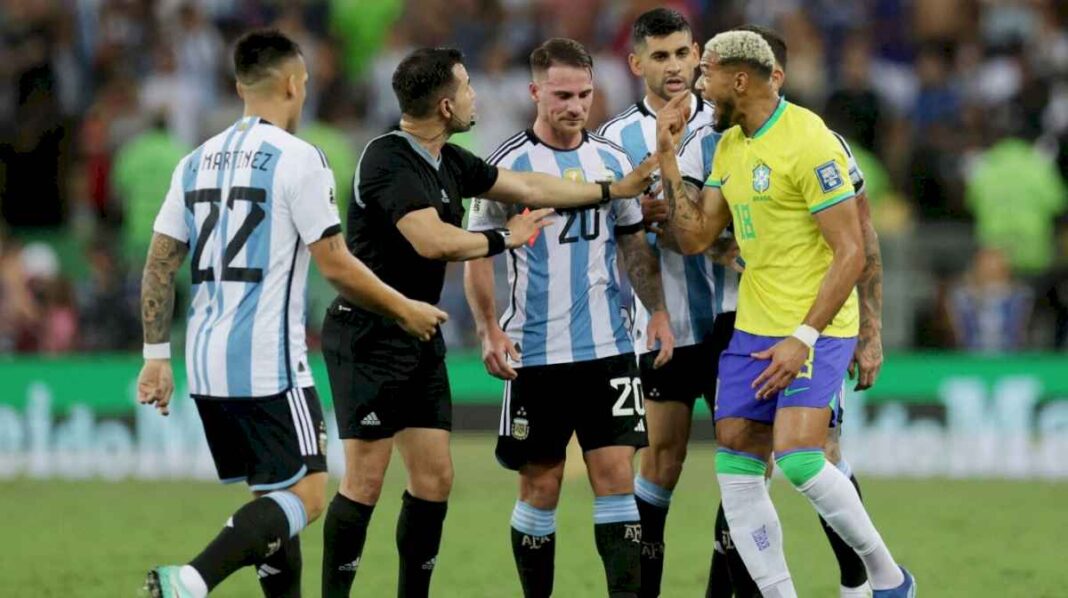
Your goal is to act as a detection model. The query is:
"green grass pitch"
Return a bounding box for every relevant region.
[3,434,1065,597]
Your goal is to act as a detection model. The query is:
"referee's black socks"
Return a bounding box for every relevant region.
[396,490,448,598]
[322,492,375,597]
[189,490,306,592]
[593,494,642,598]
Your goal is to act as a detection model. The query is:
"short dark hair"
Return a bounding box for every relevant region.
[732,24,788,69]
[632,8,691,48]
[529,38,594,75]
[233,30,302,85]
[392,48,465,118]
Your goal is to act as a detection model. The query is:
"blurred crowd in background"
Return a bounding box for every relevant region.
[2,0,1068,356]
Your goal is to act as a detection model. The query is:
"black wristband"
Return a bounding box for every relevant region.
[480,230,506,256]
[599,179,612,202]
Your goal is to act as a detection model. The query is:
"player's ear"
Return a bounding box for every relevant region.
[285,73,296,99]
[529,81,539,104]
[627,53,642,77]
[734,69,748,93]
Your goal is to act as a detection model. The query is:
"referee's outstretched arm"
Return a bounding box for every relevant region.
[484,156,658,208]
[396,206,554,262]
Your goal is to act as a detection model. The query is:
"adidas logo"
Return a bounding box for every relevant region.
[258,564,281,578]
[634,420,646,432]
[421,557,437,571]
[361,412,381,426]
[338,558,361,572]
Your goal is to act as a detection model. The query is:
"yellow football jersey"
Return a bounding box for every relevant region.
[705,99,859,337]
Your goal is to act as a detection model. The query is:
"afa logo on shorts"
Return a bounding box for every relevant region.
[752,162,771,193]
[815,161,844,193]
[512,407,530,440]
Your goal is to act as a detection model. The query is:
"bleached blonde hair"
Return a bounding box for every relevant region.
[703,30,775,74]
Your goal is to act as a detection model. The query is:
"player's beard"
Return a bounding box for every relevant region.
[446,112,475,134]
[713,97,735,132]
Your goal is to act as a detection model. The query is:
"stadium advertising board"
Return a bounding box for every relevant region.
[0,354,1066,480]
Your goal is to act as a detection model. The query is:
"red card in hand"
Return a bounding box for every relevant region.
[522,208,540,246]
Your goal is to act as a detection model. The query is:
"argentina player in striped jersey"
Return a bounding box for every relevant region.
[136,31,445,598]
[642,26,888,597]
[464,39,674,598]
[596,10,732,595]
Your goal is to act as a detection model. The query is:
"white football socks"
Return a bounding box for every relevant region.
[717,473,796,597]
[795,462,904,590]
[178,565,208,598]
[841,581,873,597]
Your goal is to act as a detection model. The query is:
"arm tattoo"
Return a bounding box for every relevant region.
[657,181,702,252]
[663,175,702,232]
[618,231,666,312]
[856,204,883,347]
[141,233,188,344]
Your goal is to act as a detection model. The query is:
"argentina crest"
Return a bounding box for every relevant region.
[512,406,530,440]
[752,162,771,193]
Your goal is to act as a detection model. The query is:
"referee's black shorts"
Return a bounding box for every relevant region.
[194,386,327,491]
[321,299,452,440]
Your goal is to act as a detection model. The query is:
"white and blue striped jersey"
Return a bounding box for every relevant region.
[677,123,738,312]
[598,94,724,353]
[467,129,644,368]
[676,123,868,313]
[153,116,341,398]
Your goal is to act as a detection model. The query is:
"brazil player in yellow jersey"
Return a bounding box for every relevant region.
[654,31,915,597]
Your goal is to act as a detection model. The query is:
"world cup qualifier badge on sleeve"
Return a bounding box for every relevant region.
[814,161,844,193]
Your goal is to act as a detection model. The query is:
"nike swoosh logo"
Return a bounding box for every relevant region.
[783,387,809,397]
[721,174,730,185]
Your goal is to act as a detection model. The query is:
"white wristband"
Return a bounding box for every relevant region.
[791,325,819,349]
[143,343,171,360]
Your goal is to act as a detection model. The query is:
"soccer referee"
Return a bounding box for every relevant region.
[320,47,657,597]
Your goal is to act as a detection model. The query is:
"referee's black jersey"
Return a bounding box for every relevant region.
[349,131,500,305]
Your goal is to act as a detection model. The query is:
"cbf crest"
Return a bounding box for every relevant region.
[752,162,771,193]
[512,407,530,440]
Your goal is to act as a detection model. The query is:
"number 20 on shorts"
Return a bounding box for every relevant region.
[609,377,645,417]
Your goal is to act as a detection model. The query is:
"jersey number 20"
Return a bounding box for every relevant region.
[558,208,600,244]
[186,187,267,284]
